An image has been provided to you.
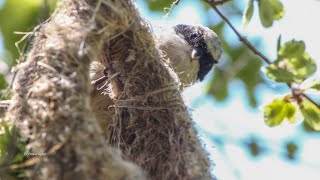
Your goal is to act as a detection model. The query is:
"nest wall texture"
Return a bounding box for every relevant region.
[6,0,213,179]
[7,0,144,179]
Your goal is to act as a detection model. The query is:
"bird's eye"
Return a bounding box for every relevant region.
[103,67,109,76]
[190,33,198,39]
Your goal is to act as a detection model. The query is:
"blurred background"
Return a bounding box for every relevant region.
[0,0,319,179]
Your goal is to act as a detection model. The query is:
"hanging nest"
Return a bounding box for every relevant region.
[4,0,213,178]
[90,1,213,179]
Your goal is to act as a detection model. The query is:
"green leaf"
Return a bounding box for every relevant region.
[300,99,320,131]
[278,52,317,83]
[264,65,295,83]
[278,40,305,59]
[286,103,299,124]
[309,81,320,91]
[264,97,297,127]
[258,0,285,27]
[267,40,317,83]
[302,121,320,133]
[276,35,282,52]
[287,53,317,81]
[145,0,173,12]
[270,0,285,20]
[243,0,254,26]
[259,0,274,27]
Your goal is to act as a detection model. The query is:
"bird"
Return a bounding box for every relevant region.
[90,24,223,135]
[155,23,223,88]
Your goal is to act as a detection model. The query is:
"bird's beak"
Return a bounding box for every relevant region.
[191,49,200,60]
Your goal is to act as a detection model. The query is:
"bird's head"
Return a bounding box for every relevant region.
[173,24,223,81]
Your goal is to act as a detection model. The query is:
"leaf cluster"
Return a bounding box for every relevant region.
[241,0,320,130]
[243,0,285,27]
[263,39,319,130]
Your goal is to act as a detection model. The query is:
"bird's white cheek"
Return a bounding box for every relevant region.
[155,31,199,87]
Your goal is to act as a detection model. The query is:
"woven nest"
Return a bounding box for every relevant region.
[6,0,212,178]
[6,0,147,179]
[90,1,212,179]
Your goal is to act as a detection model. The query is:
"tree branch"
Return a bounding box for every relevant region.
[303,94,320,108]
[213,0,233,6]
[205,0,272,64]
[204,0,320,109]
[173,0,181,5]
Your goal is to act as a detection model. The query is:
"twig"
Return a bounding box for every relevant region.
[164,0,181,19]
[302,94,320,109]
[205,0,272,64]
[173,0,181,5]
[213,0,232,6]
[204,0,320,109]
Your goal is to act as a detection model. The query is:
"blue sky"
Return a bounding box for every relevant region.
[135,0,320,179]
